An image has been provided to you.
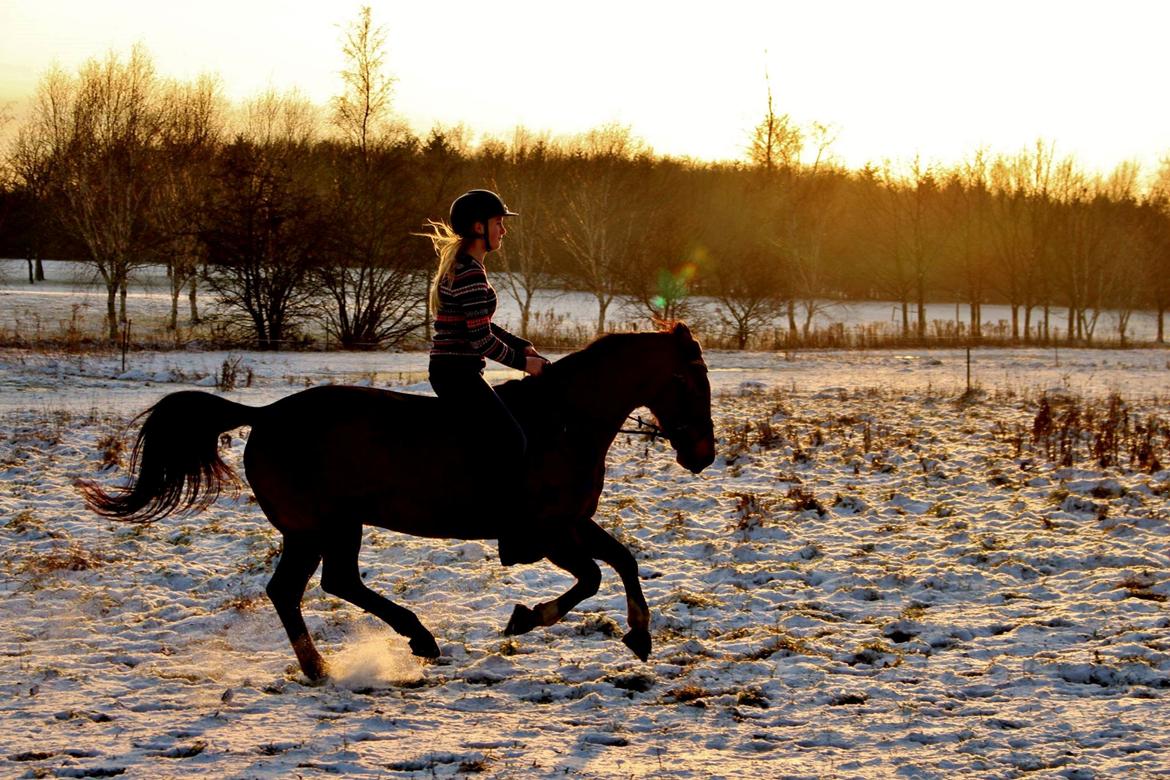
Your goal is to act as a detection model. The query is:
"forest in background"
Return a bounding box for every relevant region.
[1,8,1169,351]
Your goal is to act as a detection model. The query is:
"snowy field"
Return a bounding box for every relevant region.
[3,276,1170,777]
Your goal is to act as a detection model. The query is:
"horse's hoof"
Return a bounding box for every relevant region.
[409,633,441,659]
[300,657,328,683]
[504,604,537,636]
[622,628,651,662]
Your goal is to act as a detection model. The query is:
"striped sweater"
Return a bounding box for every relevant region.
[430,255,531,371]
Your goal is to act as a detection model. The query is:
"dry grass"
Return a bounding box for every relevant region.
[996,392,1170,472]
[95,432,125,469]
[663,684,710,704]
[728,491,768,532]
[14,544,110,580]
[1117,574,1167,603]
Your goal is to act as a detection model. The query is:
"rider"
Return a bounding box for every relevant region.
[425,189,549,563]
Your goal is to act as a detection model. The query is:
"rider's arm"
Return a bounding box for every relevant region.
[490,322,532,353]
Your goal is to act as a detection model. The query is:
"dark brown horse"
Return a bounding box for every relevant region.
[82,323,715,681]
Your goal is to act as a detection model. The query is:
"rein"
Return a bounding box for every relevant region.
[619,414,665,441]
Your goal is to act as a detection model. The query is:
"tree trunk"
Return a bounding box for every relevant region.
[787,299,797,339]
[1010,304,1019,341]
[188,276,200,324]
[106,284,119,342]
[169,274,180,331]
[596,295,609,336]
[1066,305,1076,344]
[1158,307,1165,343]
[916,282,926,339]
[520,296,532,340]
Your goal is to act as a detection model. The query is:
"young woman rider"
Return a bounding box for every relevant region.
[423,189,549,562]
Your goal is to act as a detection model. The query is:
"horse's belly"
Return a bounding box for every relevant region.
[243,419,496,537]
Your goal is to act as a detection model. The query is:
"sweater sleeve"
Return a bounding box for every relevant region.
[491,322,532,352]
[453,267,527,371]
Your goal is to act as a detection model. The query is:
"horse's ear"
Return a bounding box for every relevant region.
[672,321,703,360]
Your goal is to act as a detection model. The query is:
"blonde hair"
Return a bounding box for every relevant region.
[419,220,466,315]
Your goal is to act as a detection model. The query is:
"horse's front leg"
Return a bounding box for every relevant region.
[578,519,652,661]
[503,543,600,638]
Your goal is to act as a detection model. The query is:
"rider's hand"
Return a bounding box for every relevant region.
[525,356,546,376]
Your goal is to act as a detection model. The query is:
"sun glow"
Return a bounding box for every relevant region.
[2,0,1169,174]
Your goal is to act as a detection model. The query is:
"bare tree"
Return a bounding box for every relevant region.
[156,75,224,329]
[748,69,802,173]
[940,151,994,339]
[315,142,427,349]
[705,171,786,348]
[1142,159,1170,341]
[860,162,919,337]
[314,5,424,349]
[710,239,785,349]
[775,136,843,341]
[240,88,320,149]
[1086,163,1144,344]
[601,155,703,327]
[200,139,320,350]
[987,142,1064,341]
[494,127,558,339]
[555,124,646,335]
[8,145,50,285]
[333,5,396,158]
[25,47,168,340]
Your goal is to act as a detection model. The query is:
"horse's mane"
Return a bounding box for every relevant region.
[497,324,701,408]
[546,330,651,375]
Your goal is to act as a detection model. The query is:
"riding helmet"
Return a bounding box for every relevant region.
[449,189,520,239]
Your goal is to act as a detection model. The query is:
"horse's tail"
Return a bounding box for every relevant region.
[79,391,257,523]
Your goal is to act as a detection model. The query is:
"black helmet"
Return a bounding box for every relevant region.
[449,189,519,239]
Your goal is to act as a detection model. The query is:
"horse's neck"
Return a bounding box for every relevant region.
[567,336,669,429]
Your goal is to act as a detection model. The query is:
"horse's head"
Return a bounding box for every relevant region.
[647,323,716,474]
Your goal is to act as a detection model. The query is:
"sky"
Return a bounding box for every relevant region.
[2,0,1169,174]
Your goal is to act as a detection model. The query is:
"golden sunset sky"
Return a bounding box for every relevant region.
[2,0,1168,174]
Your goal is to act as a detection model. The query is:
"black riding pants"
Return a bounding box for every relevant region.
[429,362,527,474]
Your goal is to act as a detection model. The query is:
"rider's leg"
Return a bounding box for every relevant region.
[430,368,526,473]
[429,367,538,564]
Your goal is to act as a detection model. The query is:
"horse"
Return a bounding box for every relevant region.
[81,322,716,681]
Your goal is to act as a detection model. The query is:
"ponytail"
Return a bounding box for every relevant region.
[419,220,464,315]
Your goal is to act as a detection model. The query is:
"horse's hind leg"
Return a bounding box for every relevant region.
[503,546,601,637]
[580,519,652,661]
[319,523,440,659]
[266,533,325,681]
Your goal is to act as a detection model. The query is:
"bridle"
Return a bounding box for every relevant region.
[620,359,709,444]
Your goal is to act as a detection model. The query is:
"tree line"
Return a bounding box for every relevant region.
[2,11,1169,350]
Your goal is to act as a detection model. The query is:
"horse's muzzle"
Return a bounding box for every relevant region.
[677,435,715,474]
